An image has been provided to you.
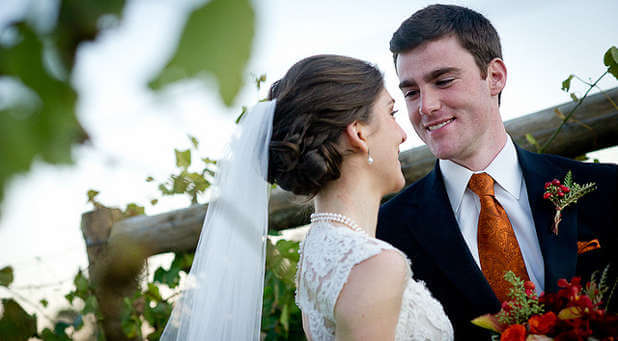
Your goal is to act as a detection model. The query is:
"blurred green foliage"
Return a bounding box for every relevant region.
[0,0,255,211]
[0,298,38,340]
[262,239,305,340]
[149,0,255,106]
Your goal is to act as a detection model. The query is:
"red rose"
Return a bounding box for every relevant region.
[552,179,561,186]
[543,192,551,199]
[572,295,593,310]
[528,312,557,334]
[501,324,527,341]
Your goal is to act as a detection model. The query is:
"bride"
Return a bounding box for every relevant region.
[160,55,453,340]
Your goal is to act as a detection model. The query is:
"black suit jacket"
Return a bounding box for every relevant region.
[377,146,617,340]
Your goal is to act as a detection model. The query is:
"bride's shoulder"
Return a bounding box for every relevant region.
[333,249,409,336]
[348,249,409,285]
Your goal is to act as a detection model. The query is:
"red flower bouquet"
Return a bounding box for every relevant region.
[472,270,618,341]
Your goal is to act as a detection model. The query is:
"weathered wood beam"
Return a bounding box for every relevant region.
[81,208,140,341]
[107,87,618,255]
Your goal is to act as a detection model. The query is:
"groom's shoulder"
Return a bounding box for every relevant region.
[521,149,616,199]
[525,149,616,179]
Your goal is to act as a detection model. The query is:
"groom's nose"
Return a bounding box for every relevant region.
[418,89,440,116]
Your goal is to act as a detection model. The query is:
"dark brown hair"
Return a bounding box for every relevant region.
[267,55,384,197]
[390,4,502,79]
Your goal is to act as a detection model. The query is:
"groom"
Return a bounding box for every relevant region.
[377,4,617,340]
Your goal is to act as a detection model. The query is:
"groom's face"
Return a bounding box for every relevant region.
[395,35,501,165]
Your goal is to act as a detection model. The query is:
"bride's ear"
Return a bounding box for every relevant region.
[344,121,369,153]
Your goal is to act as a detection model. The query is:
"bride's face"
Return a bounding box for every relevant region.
[367,88,408,194]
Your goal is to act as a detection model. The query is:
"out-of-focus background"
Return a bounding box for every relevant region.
[0,0,616,339]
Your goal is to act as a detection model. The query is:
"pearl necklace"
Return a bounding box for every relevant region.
[310,212,369,237]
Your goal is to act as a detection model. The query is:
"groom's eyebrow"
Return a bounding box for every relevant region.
[398,67,460,89]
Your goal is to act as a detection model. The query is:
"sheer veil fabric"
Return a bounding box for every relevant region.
[160,100,276,340]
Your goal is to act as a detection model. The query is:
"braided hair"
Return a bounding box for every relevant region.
[267,55,384,197]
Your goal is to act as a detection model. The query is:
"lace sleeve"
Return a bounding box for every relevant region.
[295,222,404,339]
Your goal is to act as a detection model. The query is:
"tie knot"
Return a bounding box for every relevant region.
[468,173,495,197]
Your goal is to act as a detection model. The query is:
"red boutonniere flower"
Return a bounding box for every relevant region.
[543,171,596,235]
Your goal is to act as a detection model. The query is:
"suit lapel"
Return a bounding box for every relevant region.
[408,163,498,307]
[517,147,578,293]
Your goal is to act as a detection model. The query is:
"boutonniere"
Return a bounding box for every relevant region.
[543,171,596,235]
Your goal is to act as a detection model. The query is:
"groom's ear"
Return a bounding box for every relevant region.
[344,121,369,153]
[487,58,507,96]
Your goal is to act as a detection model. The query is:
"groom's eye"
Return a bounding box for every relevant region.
[436,78,454,87]
[404,90,419,99]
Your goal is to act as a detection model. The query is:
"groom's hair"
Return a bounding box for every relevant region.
[390,4,502,79]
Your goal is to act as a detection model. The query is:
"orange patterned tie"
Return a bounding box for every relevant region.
[468,173,530,302]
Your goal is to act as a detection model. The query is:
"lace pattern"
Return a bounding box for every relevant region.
[295,222,453,341]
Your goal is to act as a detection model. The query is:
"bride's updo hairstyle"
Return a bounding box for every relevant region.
[267,55,384,197]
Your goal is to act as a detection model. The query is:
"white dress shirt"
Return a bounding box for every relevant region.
[439,136,545,293]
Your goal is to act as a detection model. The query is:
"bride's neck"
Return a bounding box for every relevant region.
[314,174,382,237]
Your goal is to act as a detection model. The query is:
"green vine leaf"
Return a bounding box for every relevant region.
[0,266,14,287]
[0,298,38,340]
[175,149,192,169]
[561,74,574,92]
[74,271,89,294]
[189,135,199,149]
[82,295,99,315]
[123,203,145,218]
[42,321,72,341]
[87,190,99,202]
[143,300,172,339]
[148,0,255,106]
[604,46,618,79]
[524,133,541,153]
[235,105,248,124]
[153,252,193,289]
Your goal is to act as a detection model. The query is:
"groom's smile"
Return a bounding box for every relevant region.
[425,117,455,132]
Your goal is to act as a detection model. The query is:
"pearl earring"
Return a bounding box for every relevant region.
[368,151,374,165]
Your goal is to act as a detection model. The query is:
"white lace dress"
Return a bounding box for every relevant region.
[295,221,454,341]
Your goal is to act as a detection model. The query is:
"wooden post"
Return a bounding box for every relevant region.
[81,208,144,341]
[80,208,122,283]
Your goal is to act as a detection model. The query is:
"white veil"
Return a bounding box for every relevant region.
[160,100,276,340]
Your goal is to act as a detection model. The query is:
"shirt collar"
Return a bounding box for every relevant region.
[439,135,522,212]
